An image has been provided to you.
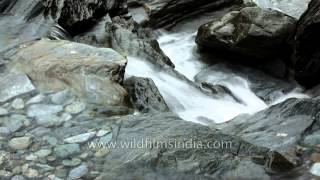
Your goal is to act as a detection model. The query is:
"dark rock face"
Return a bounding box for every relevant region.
[42,0,128,35]
[195,63,299,103]
[196,7,296,61]
[293,0,320,88]
[124,76,169,113]
[218,97,320,166]
[128,0,237,29]
[75,16,174,67]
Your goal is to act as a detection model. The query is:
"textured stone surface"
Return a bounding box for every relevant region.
[7,39,128,106]
[196,7,296,60]
[124,76,169,113]
[0,74,35,103]
[293,0,320,88]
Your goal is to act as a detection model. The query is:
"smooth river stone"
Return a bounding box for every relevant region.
[9,136,32,150]
[27,104,63,118]
[0,74,35,103]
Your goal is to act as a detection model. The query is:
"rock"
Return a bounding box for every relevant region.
[36,114,66,127]
[46,137,58,146]
[95,113,287,179]
[75,16,174,67]
[27,104,63,118]
[95,149,110,158]
[9,137,32,150]
[54,144,81,159]
[128,0,237,29]
[50,90,74,105]
[219,97,320,165]
[62,158,82,167]
[68,164,89,180]
[11,175,25,180]
[97,129,112,137]
[26,94,45,105]
[310,163,320,176]
[94,106,134,117]
[293,0,320,88]
[11,98,25,110]
[34,149,52,158]
[23,168,39,178]
[25,154,38,161]
[124,76,169,113]
[196,7,296,60]
[0,107,8,116]
[4,117,24,133]
[303,131,320,146]
[0,74,35,103]
[64,132,96,144]
[65,101,86,115]
[7,39,127,106]
[0,127,10,135]
[311,153,320,163]
[42,0,127,35]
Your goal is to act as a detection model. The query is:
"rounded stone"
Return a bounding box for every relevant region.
[9,137,32,150]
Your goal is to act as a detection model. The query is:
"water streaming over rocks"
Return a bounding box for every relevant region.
[125,31,309,124]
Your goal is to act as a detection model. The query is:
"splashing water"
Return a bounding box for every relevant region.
[125,32,309,124]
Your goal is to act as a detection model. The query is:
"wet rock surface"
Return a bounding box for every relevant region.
[128,0,237,29]
[0,0,320,179]
[4,39,128,106]
[124,76,169,113]
[196,6,296,61]
[293,0,320,88]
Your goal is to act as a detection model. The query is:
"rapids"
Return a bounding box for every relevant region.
[125,31,309,124]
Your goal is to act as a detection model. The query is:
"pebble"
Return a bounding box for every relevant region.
[95,149,110,158]
[36,115,64,127]
[11,98,25,110]
[25,154,37,161]
[11,175,25,180]
[26,94,45,105]
[51,90,74,105]
[68,164,89,180]
[54,144,81,159]
[9,137,32,150]
[5,117,24,133]
[65,101,86,115]
[45,137,58,146]
[27,104,63,118]
[64,132,96,144]
[0,107,8,116]
[23,168,39,178]
[97,128,111,137]
[35,149,52,158]
[0,127,10,135]
[62,158,82,167]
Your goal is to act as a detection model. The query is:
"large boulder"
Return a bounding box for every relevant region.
[196,7,296,60]
[42,0,128,35]
[218,97,320,165]
[124,76,169,113]
[4,39,127,106]
[293,0,320,88]
[75,15,174,67]
[128,0,237,29]
[96,113,292,179]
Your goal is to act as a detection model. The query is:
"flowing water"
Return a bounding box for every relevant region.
[251,0,311,19]
[126,31,309,124]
